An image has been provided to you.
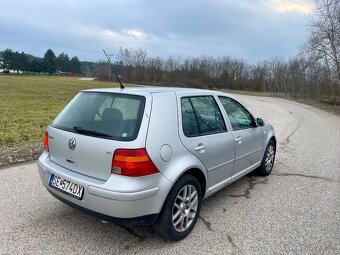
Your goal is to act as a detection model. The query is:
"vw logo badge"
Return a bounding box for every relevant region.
[68,138,76,150]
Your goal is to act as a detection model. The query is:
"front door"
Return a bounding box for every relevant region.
[218,96,264,178]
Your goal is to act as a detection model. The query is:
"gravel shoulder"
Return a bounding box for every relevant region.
[0,142,42,167]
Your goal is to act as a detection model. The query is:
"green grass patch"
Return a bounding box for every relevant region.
[0,75,117,145]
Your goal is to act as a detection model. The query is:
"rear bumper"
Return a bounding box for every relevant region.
[47,189,159,224]
[87,185,159,201]
[37,152,172,221]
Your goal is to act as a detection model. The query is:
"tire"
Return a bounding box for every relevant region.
[257,140,276,176]
[154,175,202,241]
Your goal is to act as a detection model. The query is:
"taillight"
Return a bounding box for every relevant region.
[44,131,49,151]
[112,148,159,177]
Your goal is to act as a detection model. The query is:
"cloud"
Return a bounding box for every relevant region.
[0,0,311,62]
[70,25,153,48]
[122,29,149,40]
[271,0,313,14]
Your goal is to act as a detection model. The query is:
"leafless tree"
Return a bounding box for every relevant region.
[95,44,339,104]
[303,0,340,87]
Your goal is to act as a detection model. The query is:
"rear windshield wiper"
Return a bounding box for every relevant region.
[73,126,111,137]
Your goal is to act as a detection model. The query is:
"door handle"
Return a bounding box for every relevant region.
[235,136,242,143]
[195,144,206,152]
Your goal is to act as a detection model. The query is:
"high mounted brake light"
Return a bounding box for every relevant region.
[112,148,159,177]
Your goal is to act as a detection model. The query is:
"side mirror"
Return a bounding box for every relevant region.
[256,118,265,127]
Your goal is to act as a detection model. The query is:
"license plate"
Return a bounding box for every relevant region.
[49,174,84,200]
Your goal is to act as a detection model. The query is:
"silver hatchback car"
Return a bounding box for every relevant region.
[37,87,276,240]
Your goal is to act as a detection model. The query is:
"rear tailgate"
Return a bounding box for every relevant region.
[47,92,151,181]
[48,127,135,180]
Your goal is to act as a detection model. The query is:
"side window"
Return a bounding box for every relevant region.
[181,96,226,137]
[181,98,200,137]
[218,96,254,131]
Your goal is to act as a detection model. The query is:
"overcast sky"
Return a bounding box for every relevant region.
[0,0,314,62]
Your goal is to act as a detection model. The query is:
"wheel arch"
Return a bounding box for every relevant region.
[158,166,207,216]
[270,136,277,148]
[181,168,207,198]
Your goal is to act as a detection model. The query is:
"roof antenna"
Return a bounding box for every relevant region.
[103,50,125,89]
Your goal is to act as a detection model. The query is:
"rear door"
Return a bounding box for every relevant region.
[218,96,264,178]
[178,93,235,191]
[48,91,150,181]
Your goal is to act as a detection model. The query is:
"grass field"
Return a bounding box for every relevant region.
[0,75,117,145]
[1,74,339,147]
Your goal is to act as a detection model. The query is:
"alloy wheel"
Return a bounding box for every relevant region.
[172,184,198,232]
[265,145,275,171]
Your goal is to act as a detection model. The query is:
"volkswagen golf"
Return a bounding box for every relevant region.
[37,87,276,240]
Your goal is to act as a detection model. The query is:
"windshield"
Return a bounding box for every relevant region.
[51,92,146,141]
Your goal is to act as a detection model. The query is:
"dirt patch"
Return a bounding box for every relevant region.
[0,142,42,167]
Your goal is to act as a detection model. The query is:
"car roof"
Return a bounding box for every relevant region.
[83,86,234,98]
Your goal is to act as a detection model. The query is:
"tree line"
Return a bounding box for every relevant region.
[94,48,338,103]
[0,48,81,74]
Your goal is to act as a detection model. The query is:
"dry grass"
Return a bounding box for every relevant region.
[221,89,340,116]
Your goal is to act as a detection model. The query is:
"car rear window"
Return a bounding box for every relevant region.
[51,92,145,141]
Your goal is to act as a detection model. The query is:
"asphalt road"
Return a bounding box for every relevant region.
[1,95,339,255]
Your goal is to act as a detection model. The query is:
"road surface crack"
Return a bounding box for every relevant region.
[119,225,146,243]
[227,176,268,199]
[272,172,333,182]
[199,216,213,231]
[275,160,333,182]
[227,235,237,247]
[280,121,301,148]
[199,216,239,251]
